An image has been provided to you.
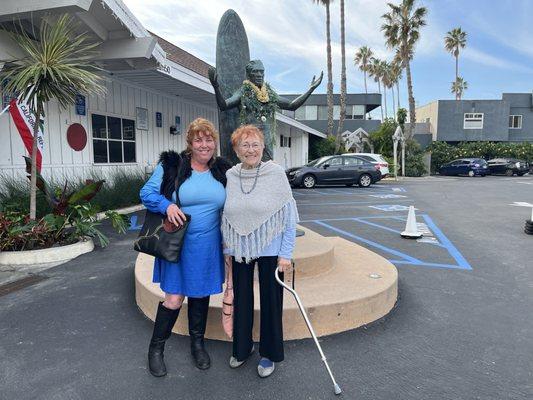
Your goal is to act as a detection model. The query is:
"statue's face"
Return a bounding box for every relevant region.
[248,67,264,87]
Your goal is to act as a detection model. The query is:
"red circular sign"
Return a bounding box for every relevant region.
[67,123,87,151]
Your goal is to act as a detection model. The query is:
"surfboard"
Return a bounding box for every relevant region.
[215,9,250,164]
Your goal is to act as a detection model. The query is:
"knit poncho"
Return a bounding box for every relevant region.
[222,161,298,262]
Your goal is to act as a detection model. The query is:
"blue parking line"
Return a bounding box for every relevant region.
[298,199,411,207]
[421,215,472,270]
[389,260,469,270]
[312,220,421,263]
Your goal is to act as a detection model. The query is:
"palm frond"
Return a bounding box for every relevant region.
[1,13,105,112]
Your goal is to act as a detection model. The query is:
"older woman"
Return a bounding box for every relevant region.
[222,125,298,378]
[140,118,231,376]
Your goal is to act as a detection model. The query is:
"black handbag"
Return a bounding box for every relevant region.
[133,205,191,263]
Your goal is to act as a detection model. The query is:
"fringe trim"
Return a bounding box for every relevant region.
[222,199,299,263]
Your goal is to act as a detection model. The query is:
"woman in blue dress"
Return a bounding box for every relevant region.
[140,118,231,376]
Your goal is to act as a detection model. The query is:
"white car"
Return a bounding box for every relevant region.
[343,153,390,177]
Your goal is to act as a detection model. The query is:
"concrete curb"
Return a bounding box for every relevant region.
[95,204,145,221]
[0,238,95,273]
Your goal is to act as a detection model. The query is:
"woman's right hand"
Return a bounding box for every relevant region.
[166,203,187,226]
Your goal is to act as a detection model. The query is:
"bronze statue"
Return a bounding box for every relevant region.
[208,60,322,160]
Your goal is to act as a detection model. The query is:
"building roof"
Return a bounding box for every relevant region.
[151,32,212,78]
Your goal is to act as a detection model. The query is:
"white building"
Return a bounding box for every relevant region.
[0,0,324,182]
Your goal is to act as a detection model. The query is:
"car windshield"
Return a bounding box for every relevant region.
[306,157,330,167]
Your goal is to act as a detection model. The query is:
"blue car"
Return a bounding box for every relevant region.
[438,158,488,177]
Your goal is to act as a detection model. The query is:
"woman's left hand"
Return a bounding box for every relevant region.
[277,257,292,272]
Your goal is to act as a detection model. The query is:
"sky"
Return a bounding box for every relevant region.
[123,0,533,119]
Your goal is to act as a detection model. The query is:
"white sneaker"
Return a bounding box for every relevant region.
[229,345,254,368]
[257,358,275,378]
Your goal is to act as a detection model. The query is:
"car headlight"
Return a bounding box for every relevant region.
[515,162,521,168]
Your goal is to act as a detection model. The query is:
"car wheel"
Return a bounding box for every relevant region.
[517,172,525,177]
[302,174,316,189]
[358,174,372,187]
[505,169,514,176]
[468,170,475,177]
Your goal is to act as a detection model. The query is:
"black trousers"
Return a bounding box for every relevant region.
[232,256,284,362]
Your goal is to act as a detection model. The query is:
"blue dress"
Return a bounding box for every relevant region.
[139,163,226,297]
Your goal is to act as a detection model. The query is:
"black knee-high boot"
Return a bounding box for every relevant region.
[188,296,211,370]
[148,302,180,377]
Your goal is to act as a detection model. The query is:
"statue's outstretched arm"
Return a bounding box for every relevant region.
[208,66,241,111]
[277,71,323,111]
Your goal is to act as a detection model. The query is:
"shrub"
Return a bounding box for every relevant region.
[369,119,397,158]
[310,136,339,159]
[429,141,533,173]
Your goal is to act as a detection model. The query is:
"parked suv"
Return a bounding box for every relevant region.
[343,153,390,177]
[286,155,381,188]
[438,158,488,177]
[487,158,529,176]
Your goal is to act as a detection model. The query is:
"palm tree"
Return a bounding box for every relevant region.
[1,15,105,219]
[382,0,427,138]
[354,46,373,94]
[381,60,391,120]
[451,76,468,100]
[369,57,384,121]
[390,60,403,111]
[444,27,467,100]
[336,0,346,153]
[314,0,335,137]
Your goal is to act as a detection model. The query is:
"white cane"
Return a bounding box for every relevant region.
[275,266,342,395]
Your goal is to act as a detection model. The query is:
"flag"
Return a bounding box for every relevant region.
[8,98,44,171]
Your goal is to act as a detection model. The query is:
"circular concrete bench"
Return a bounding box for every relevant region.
[135,226,398,341]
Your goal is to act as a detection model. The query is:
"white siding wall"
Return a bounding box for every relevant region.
[273,123,309,169]
[0,76,218,182]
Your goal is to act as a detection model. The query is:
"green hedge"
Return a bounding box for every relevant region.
[429,141,533,173]
[0,168,146,218]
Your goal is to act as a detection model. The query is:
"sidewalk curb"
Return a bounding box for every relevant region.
[95,204,145,221]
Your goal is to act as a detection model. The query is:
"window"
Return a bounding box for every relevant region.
[344,105,353,119]
[295,107,306,120]
[344,156,364,165]
[509,115,522,129]
[305,105,318,120]
[325,157,343,166]
[353,105,365,120]
[333,105,340,120]
[92,114,136,163]
[318,105,328,120]
[464,113,483,129]
[279,135,291,148]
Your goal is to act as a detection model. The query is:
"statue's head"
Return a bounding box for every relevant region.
[245,60,265,87]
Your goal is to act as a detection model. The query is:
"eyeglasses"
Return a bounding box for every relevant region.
[239,143,262,150]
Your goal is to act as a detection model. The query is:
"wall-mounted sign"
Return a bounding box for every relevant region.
[136,107,148,130]
[156,112,162,127]
[75,94,86,116]
[66,123,87,151]
[175,116,181,134]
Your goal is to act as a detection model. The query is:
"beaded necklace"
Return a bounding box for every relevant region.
[239,162,262,194]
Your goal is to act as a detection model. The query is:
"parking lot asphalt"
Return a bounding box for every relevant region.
[1,174,532,400]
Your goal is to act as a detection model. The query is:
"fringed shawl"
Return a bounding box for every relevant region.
[222,161,298,262]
